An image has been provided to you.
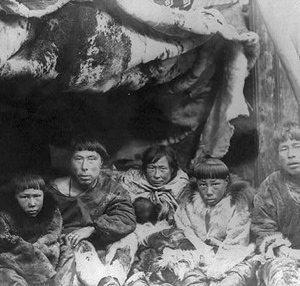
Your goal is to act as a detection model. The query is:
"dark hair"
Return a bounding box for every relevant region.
[273,122,300,151]
[11,174,45,194]
[2,175,58,239]
[190,156,230,180]
[133,197,159,224]
[70,134,109,160]
[141,145,179,179]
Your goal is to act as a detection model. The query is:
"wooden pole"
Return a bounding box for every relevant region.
[254,0,300,117]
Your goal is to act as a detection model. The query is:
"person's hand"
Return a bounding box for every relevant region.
[66,226,95,248]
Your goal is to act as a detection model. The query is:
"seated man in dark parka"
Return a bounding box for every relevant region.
[47,134,136,286]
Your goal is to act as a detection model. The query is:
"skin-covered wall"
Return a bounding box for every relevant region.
[0,0,259,181]
[251,0,299,186]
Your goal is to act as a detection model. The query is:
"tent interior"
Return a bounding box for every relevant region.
[0,0,266,185]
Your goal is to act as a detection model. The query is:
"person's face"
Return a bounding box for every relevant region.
[71,150,102,187]
[15,188,44,217]
[146,156,172,187]
[278,139,300,176]
[197,178,228,206]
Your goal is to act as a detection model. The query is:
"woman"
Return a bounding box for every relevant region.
[0,174,62,286]
[119,145,188,285]
[127,157,259,286]
[119,145,189,223]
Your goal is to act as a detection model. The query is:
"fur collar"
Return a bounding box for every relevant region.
[178,175,256,210]
[0,190,58,241]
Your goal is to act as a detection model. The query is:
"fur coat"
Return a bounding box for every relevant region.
[251,171,300,256]
[119,168,189,202]
[167,176,257,280]
[119,168,188,222]
[48,173,136,286]
[125,176,257,286]
[0,191,62,285]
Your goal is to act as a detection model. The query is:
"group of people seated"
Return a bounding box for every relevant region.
[1,121,300,286]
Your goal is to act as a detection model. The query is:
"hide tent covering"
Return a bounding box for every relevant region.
[0,0,259,174]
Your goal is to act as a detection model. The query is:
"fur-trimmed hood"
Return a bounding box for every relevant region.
[178,174,256,210]
[0,189,62,285]
[170,175,256,279]
[0,190,59,242]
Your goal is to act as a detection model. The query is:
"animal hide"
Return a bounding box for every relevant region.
[0,0,260,171]
[0,0,71,17]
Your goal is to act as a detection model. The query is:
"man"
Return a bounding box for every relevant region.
[48,134,136,286]
[252,122,300,286]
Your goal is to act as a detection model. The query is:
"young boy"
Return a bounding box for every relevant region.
[252,122,300,285]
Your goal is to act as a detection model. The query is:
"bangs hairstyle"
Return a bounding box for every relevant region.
[273,122,300,150]
[11,174,45,194]
[70,134,109,160]
[190,157,230,180]
[142,145,179,178]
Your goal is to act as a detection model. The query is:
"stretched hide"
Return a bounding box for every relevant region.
[0,0,259,171]
[0,0,71,17]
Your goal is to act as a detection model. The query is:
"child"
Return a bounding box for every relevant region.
[133,197,160,225]
[0,174,62,286]
[170,157,258,286]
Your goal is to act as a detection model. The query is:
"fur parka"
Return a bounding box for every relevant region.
[0,190,62,285]
[125,176,258,286]
[165,175,257,280]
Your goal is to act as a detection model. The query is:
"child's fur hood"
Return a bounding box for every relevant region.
[0,189,59,240]
[178,174,256,210]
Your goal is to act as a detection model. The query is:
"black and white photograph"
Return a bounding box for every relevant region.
[0,0,299,285]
